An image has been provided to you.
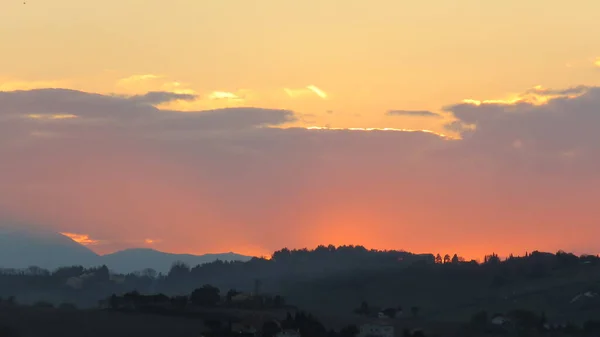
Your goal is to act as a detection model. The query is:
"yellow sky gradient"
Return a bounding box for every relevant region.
[2,0,600,137]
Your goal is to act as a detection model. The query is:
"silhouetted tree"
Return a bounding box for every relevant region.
[167,261,190,280]
[451,254,459,264]
[141,268,157,279]
[443,254,451,264]
[484,253,500,265]
[226,289,240,303]
[555,250,579,268]
[190,284,220,307]
[435,254,442,264]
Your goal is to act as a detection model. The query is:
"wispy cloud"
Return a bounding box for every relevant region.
[386,110,441,118]
[459,85,588,107]
[306,85,328,99]
[284,85,328,99]
[116,74,163,86]
[208,91,244,101]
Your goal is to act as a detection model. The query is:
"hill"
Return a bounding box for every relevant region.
[279,251,600,326]
[100,248,253,274]
[0,223,100,270]
[0,223,253,273]
[2,241,600,328]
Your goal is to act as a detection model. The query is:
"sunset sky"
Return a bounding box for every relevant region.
[1,0,600,259]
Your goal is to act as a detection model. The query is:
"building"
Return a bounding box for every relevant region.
[358,323,394,337]
[491,314,509,326]
[276,330,301,337]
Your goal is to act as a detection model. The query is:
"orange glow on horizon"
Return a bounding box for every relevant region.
[60,232,100,246]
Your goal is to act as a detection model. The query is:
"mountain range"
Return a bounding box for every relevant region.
[0,223,253,274]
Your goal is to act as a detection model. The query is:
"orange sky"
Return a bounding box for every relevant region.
[1,1,600,260]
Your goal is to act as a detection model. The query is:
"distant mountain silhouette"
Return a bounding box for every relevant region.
[0,223,100,270]
[100,248,253,274]
[0,223,253,273]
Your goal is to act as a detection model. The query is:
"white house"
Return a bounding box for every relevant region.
[358,323,394,337]
[275,329,301,337]
[491,315,509,325]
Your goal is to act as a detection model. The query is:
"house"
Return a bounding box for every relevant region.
[378,307,401,319]
[491,314,509,326]
[275,329,301,337]
[232,293,253,302]
[358,323,394,337]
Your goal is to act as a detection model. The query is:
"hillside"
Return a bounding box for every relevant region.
[101,248,252,274]
[280,254,600,326]
[0,223,100,270]
[0,224,253,273]
[1,243,600,327]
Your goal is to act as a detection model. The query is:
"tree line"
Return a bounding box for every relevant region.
[0,246,598,308]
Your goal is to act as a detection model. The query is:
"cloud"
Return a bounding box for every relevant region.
[1,85,600,257]
[0,89,294,134]
[208,91,243,101]
[115,74,197,96]
[386,110,441,118]
[116,74,163,86]
[128,91,198,105]
[306,85,328,99]
[284,85,328,99]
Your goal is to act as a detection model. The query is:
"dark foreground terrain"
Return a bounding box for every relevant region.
[2,247,600,336]
[0,306,205,337]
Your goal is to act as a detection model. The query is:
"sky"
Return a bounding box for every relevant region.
[1,0,600,259]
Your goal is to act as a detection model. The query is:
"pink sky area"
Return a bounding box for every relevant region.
[1,86,600,260]
[2,0,600,260]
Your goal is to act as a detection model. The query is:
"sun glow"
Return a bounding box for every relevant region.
[303,126,457,139]
[26,114,77,120]
[61,232,100,246]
